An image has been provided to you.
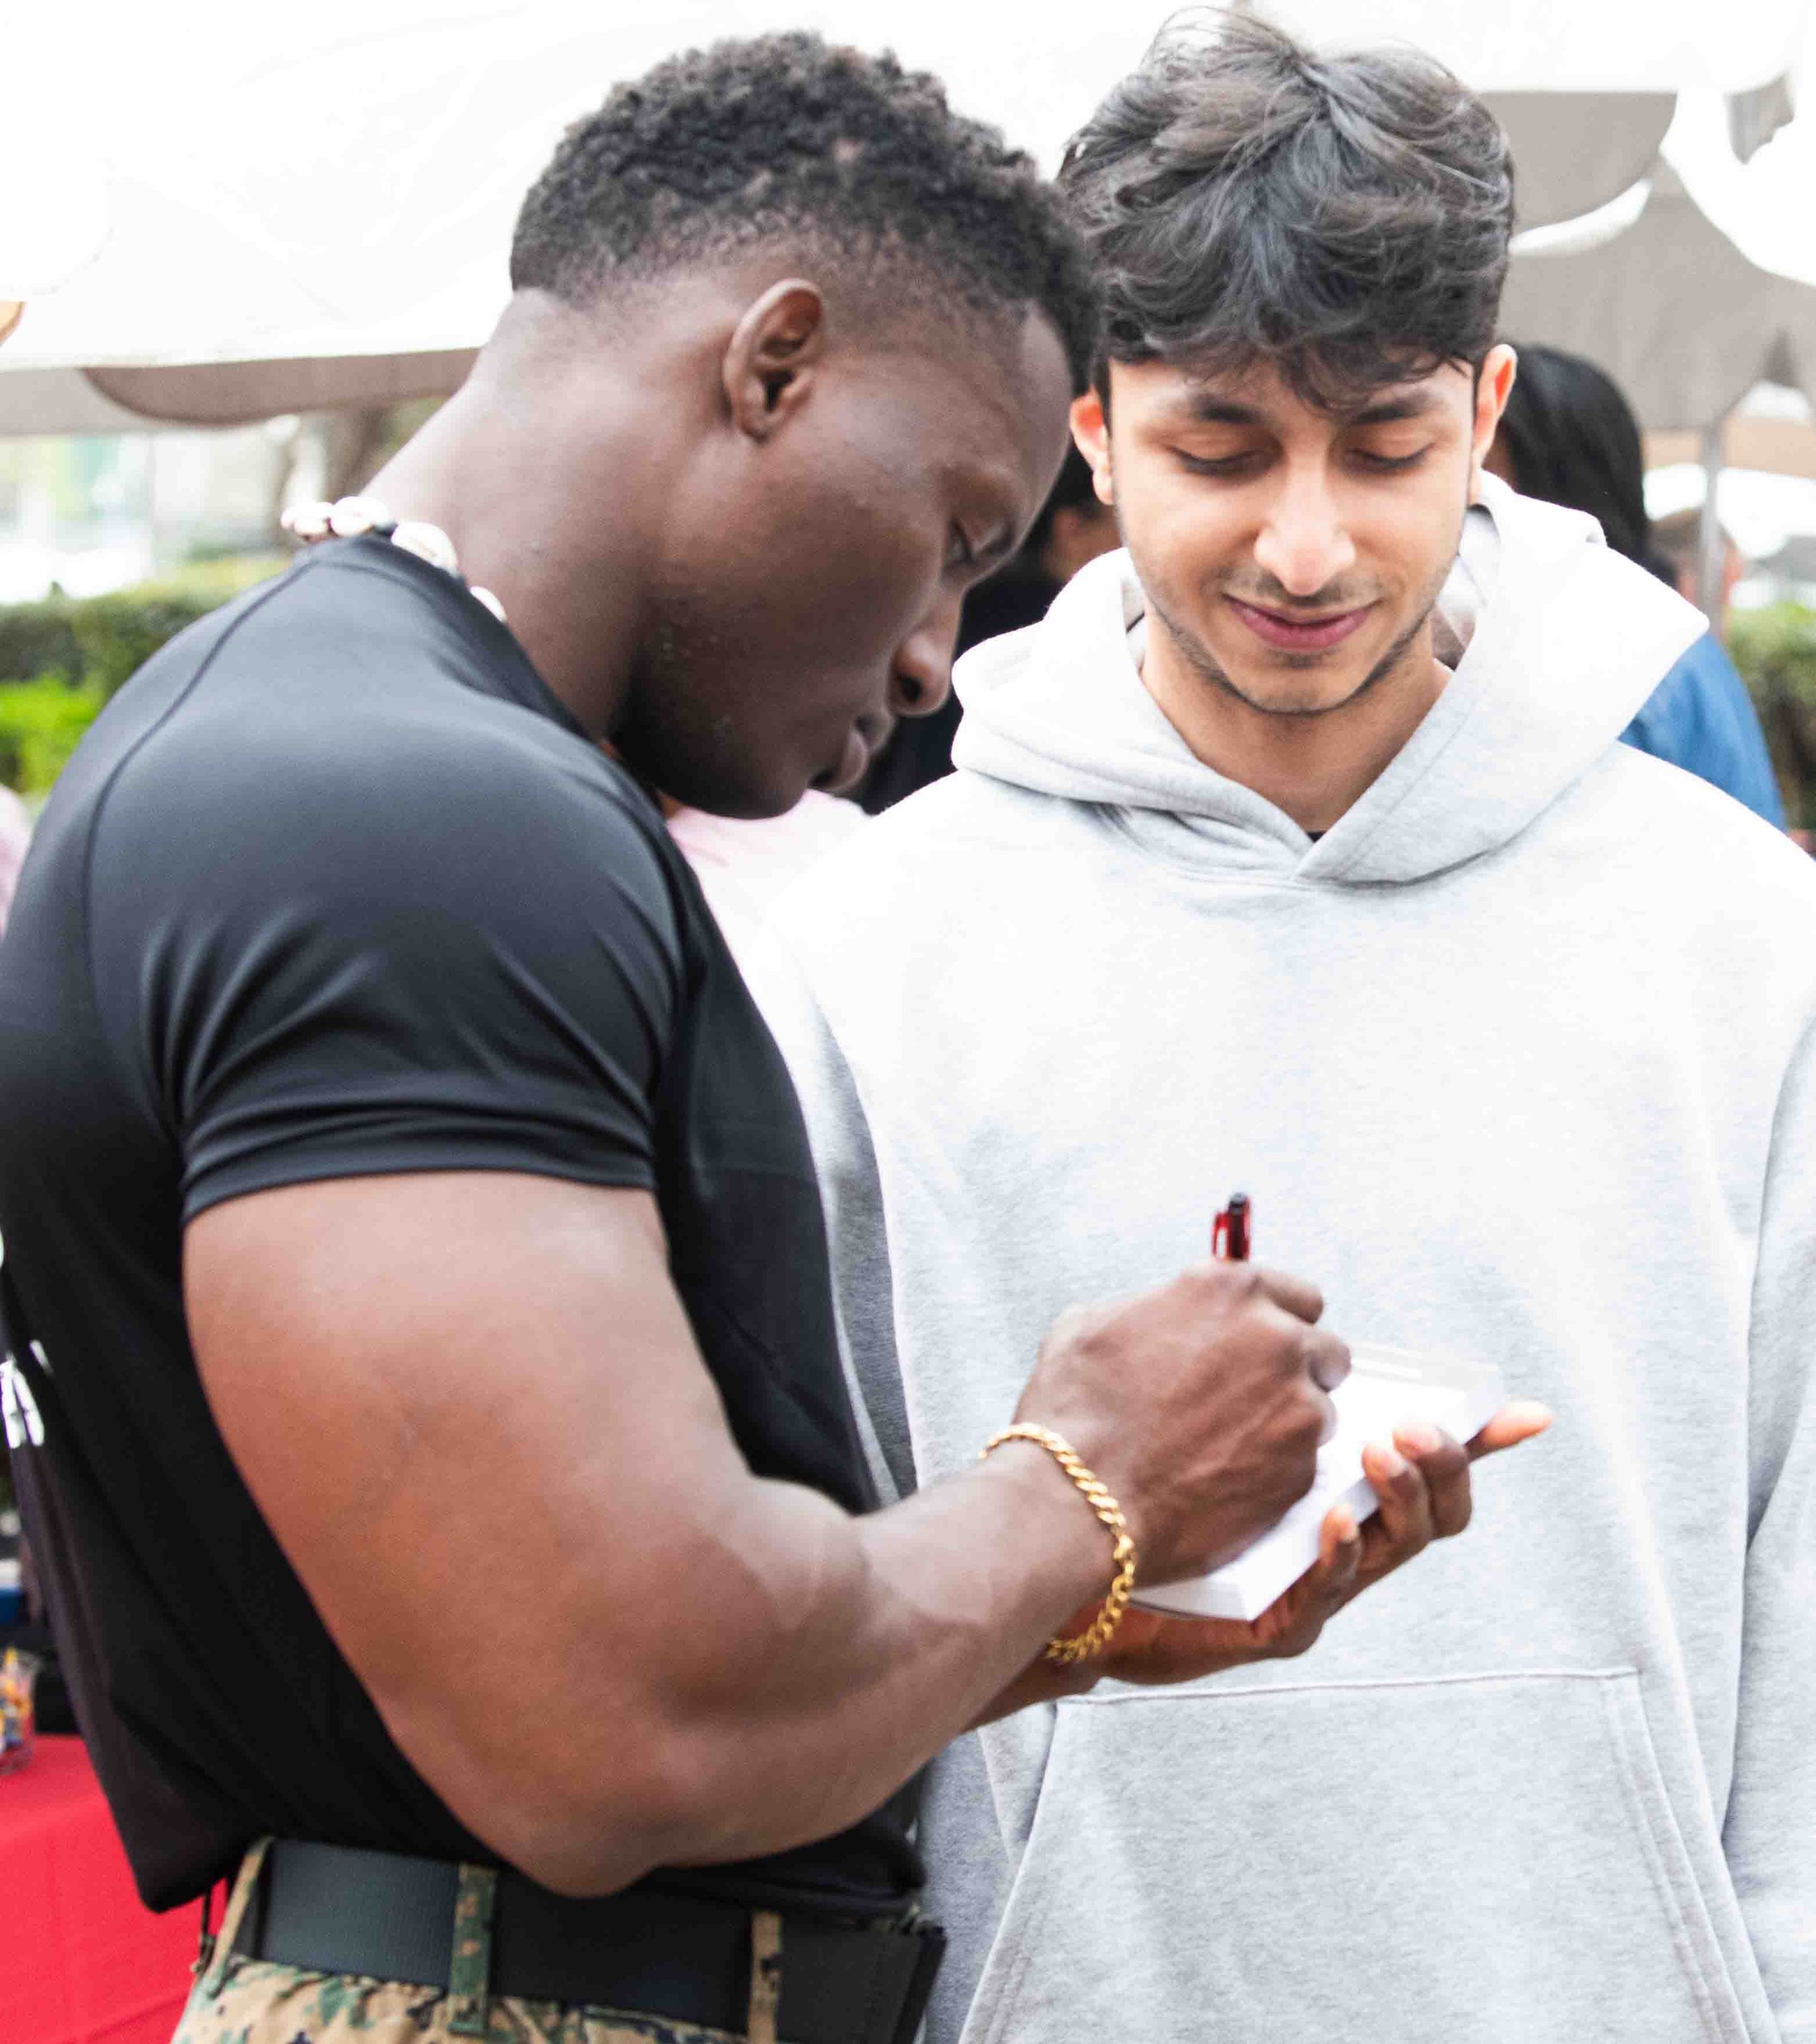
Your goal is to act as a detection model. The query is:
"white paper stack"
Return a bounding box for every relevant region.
[1134,1344,1507,1622]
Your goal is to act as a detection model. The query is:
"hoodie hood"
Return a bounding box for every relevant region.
[949,475,1706,884]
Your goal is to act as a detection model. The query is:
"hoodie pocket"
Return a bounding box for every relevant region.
[960,1670,1749,2044]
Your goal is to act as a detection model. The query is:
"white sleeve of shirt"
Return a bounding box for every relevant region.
[1726,1006,1816,2036]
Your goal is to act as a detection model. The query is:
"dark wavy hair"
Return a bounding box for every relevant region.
[512,32,1101,390]
[1059,10,1515,407]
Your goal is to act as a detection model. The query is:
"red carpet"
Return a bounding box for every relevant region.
[3,1736,201,2044]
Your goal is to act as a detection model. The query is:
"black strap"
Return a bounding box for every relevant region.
[233,1839,943,2044]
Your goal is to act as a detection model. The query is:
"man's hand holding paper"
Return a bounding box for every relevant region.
[981,1395,1550,1719]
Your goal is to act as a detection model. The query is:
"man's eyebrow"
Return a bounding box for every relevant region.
[1177,394,1268,426]
[1343,391,1445,426]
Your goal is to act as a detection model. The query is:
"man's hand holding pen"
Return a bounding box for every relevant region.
[980,1194,1552,1718]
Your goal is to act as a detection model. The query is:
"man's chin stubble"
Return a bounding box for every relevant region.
[1149,586,1441,721]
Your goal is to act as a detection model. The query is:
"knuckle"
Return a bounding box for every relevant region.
[1216,1262,1260,1305]
[1296,1386,1331,1443]
[1433,1440,1470,1480]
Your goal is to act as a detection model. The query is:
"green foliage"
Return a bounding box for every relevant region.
[1728,604,1816,830]
[0,554,285,702]
[0,677,107,796]
[0,555,286,795]
[0,601,81,689]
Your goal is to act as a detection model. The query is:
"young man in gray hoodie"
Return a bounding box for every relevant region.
[765,17,1816,2044]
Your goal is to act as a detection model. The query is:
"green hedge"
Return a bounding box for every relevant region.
[0,556,285,795]
[0,555,285,700]
[0,677,107,797]
[1728,604,1816,831]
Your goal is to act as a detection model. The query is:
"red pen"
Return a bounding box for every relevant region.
[1212,1191,1252,1262]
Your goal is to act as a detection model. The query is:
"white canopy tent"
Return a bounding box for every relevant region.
[1,0,1809,428]
[1501,159,1816,616]
[1501,166,1816,433]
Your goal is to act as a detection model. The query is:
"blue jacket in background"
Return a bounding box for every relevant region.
[1621,631,1785,827]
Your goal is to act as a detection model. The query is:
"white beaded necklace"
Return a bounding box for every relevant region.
[279,496,506,625]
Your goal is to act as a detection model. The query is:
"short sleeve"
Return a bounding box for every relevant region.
[86,720,686,1222]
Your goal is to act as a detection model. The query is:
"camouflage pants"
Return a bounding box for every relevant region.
[169,1842,765,2044]
[169,1957,745,2044]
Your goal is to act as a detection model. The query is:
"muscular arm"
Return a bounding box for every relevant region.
[185,1171,1110,1897]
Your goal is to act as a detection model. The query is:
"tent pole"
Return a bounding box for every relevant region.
[1697,415,1727,637]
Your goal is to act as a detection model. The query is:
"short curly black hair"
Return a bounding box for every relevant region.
[511,33,1100,391]
[1061,11,1515,408]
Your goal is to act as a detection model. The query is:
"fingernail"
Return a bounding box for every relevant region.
[1396,1424,1442,1457]
[1369,1443,1408,1480]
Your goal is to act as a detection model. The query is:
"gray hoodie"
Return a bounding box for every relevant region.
[764,479,1816,2044]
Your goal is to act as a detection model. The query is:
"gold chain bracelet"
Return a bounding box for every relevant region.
[981,1423,1138,1665]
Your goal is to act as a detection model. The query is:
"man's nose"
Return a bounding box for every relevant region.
[1252,469,1358,598]
[888,588,962,721]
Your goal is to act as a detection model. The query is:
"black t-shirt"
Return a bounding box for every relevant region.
[0,538,920,1916]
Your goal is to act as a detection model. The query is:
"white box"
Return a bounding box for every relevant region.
[1133,1344,1507,1622]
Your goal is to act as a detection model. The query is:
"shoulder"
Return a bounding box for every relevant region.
[1600,742,1807,879]
[65,590,688,990]
[100,573,668,893]
[1584,746,1816,1005]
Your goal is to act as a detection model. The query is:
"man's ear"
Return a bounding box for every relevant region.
[1470,344,1517,502]
[723,280,827,441]
[1070,389,1114,505]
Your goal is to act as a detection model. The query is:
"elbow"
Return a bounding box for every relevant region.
[480,1810,669,1900]
[497,1761,723,1899]
[391,1706,741,1899]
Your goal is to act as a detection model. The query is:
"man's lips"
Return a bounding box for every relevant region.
[1225,594,1374,653]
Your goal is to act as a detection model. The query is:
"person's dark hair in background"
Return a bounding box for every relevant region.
[1490,346,1671,579]
[859,447,1117,811]
[1063,9,1512,409]
[1490,342,1784,825]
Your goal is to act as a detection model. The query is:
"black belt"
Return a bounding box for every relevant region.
[229,1838,944,2044]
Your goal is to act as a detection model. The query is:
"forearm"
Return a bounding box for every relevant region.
[676,1442,1111,1853]
[454,1440,1110,1893]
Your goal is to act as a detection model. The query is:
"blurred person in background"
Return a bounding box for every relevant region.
[1487,343,1784,824]
[1652,503,1753,625]
[857,445,1118,810]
